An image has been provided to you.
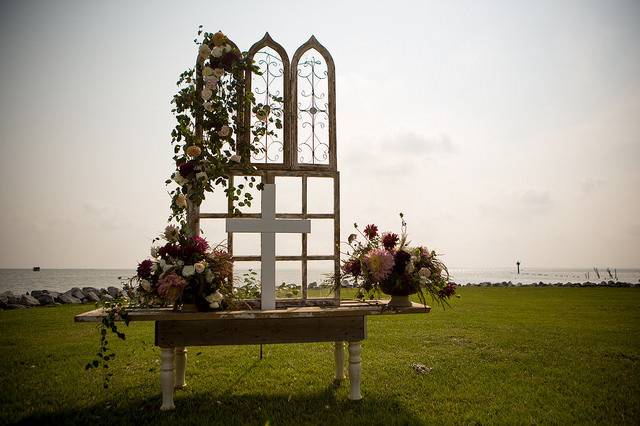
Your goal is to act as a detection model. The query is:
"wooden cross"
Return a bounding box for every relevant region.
[226,183,311,310]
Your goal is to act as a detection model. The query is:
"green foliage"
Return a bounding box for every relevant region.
[234,269,261,299]
[84,299,129,389]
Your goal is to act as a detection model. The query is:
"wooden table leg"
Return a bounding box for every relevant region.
[175,347,187,389]
[160,347,176,411]
[334,341,345,381]
[348,341,362,400]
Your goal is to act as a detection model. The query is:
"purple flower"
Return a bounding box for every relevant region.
[438,282,456,298]
[191,236,209,253]
[158,243,180,260]
[342,258,362,277]
[178,160,196,177]
[182,236,210,258]
[381,233,399,251]
[136,259,153,279]
[364,224,378,239]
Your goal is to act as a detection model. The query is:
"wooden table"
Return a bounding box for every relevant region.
[75,300,429,410]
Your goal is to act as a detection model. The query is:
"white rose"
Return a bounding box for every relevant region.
[205,291,223,309]
[175,193,188,209]
[218,125,231,137]
[211,46,223,58]
[213,68,225,79]
[201,88,213,101]
[406,261,415,274]
[419,268,431,279]
[203,66,214,77]
[173,173,188,186]
[229,154,241,163]
[204,101,214,112]
[164,224,180,242]
[205,78,218,90]
[194,262,206,273]
[182,265,195,277]
[140,280,151,292]
[198,44,211,57]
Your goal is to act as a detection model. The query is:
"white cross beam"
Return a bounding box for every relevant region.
[226,183,310,310]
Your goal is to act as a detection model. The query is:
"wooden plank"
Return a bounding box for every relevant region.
[155,315,366,347]
[302,175,308,300]
[233,255,334,261]
[227,168,338,178]
[333,172,340,302]
[200,213,333,219]
[74,300,430,322]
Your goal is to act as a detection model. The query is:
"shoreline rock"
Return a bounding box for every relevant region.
[0,286,124,310]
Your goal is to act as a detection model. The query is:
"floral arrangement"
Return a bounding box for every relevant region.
[126,225,233,311]
[341,213,456,307]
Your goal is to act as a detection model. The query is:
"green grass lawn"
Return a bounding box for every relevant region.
[1,288,639,425]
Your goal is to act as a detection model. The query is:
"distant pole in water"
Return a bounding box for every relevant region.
[516,261,521,274]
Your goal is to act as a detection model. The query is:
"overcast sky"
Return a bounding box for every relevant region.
[0,0,638,269]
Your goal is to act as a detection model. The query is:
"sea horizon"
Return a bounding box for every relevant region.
[1,267,639,295]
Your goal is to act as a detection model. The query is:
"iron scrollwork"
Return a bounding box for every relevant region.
[296,51,329,165]
[251,48,285,164]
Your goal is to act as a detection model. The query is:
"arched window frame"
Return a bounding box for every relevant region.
[291,36,337,171]
[244,33,291,170]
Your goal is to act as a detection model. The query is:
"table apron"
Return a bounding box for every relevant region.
[155,315,367,347]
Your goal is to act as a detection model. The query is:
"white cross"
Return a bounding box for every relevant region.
[226,183,311,310]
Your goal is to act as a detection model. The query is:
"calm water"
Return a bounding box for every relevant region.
[1,267,638,295]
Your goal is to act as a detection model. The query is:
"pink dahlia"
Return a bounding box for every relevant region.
[364,248,394,282]
[157,272,187,303]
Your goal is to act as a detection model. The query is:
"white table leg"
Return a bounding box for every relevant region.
[348,341,362,400]
[175,347,187,389]
[334,341,345,381]
[160,347,176,411]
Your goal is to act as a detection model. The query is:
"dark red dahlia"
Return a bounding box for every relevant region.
[438,282,457,298]
[364,224,378,239]
[179,160,196,177]
[381,233,399,250]
[190,236,209,253]
[181,236,210,259]
[136,259,153,279]
[158,243,180,260]
[393,250,411,274]
[342,258,361,277]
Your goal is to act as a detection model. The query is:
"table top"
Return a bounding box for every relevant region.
[74,299,430,322]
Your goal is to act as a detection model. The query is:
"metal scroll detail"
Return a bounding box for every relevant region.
[251,47,285,164]
[296,49,329,165]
